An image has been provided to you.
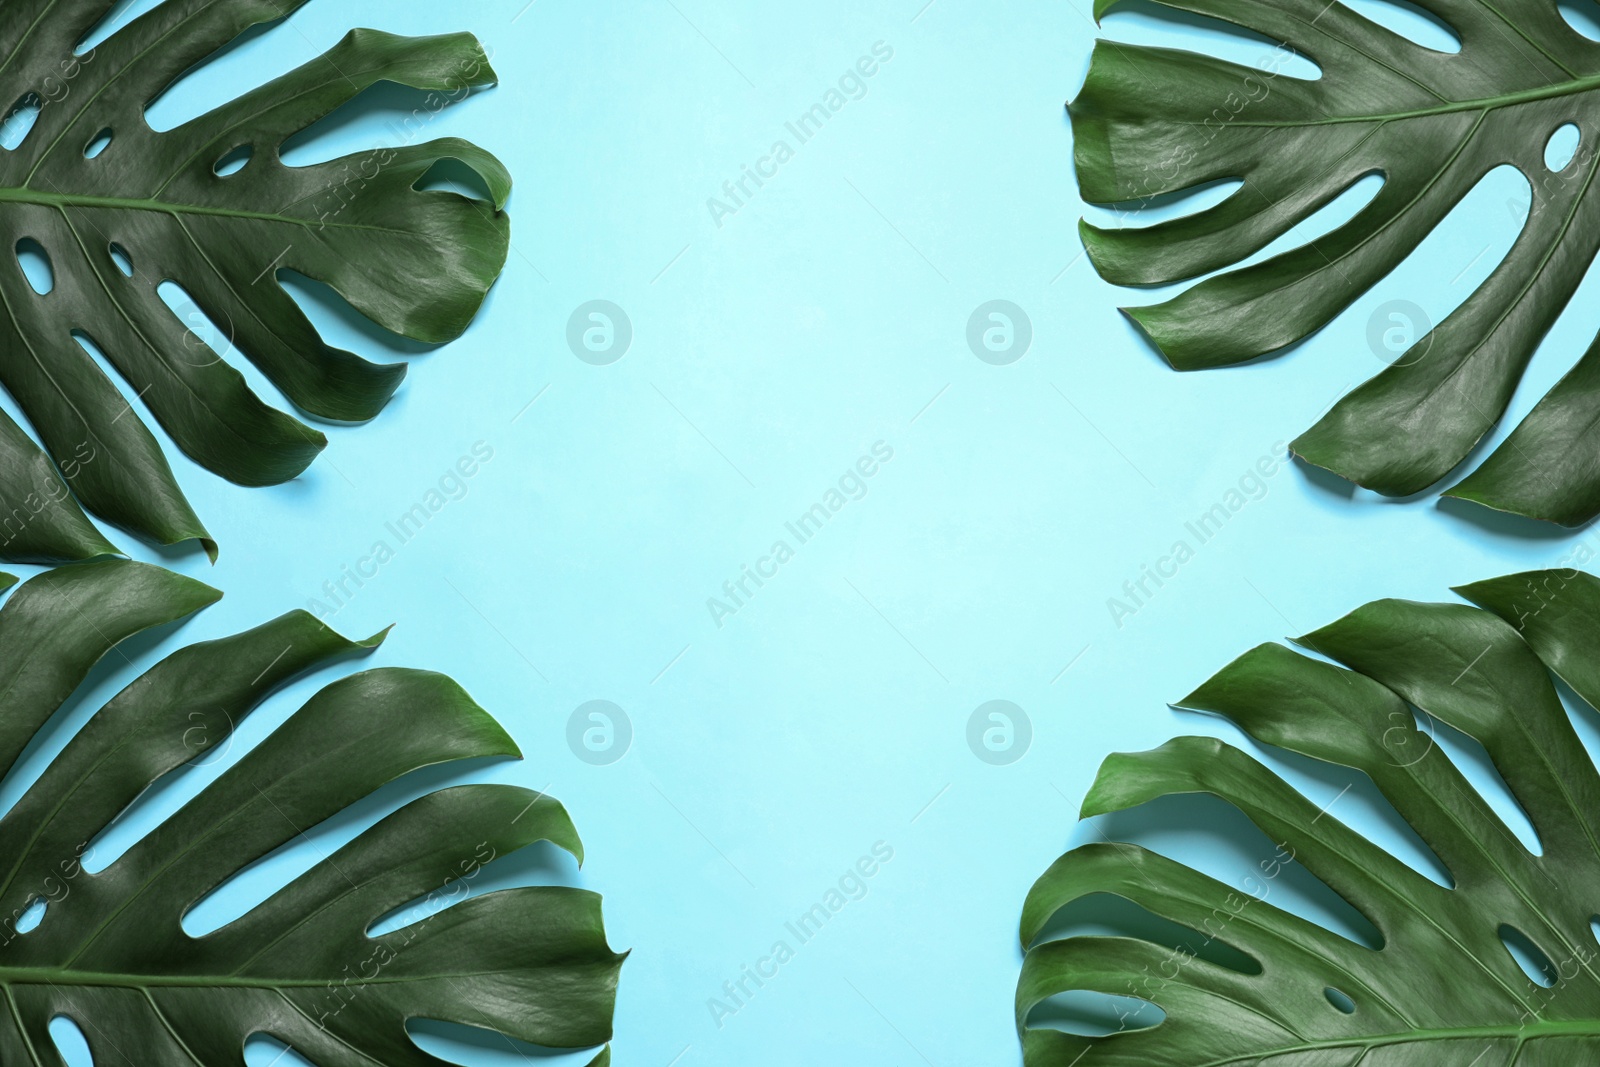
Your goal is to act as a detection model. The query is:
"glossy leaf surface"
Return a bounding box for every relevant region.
[0,561,621,1065]
[1072,0,1600,523]
[1020,567,1600,1064]
[0,0,510,561]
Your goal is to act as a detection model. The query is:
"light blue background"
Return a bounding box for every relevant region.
[7,0,1600,1063]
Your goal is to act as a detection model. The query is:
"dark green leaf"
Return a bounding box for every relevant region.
[0,560,622,1063]
[1018,567,1600,1063]
[1071,0,1600,524]
[0,0,511,562]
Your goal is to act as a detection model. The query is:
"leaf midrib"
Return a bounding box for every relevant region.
[0,966,485,989]
[0,185,415,237]
[1194,1018,1600,1066]
[1198,69,1600,128]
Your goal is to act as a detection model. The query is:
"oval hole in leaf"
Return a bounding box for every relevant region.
[1500,924,1558,987]
[1559,0,1600,40]
[245,1034,313,1067]
[1026,990,1166,1037]
[15,897,45,933]
[82,128,112,159]
[15,239,54,296]
[1546,123,1581,172]
[213,144,252,177]
[48,1015,91,1067]
[0,94,41,151]
[1338,0,1461,52]
[108,243,133,277]
[1324,986,1357,1014]
[1426,714,1544,855]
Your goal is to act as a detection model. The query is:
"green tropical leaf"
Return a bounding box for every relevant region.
[1070,0,1600,525]
[0,560,622,1064]
[0,0,511,563]
[1018,566,1600,1064]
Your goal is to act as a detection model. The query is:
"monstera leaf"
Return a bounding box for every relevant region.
[1072,0,1600,525]
[0,561,621,1064]
[1018,567,1600,1064]
[0,0,510,563]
